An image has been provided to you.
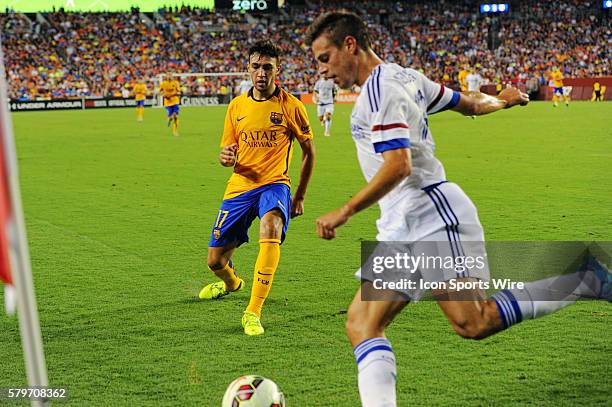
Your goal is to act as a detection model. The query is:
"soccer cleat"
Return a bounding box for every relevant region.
[242,311,264,336]
[198,279,243,300]
[587,256,612,301]
[324,132,330,137]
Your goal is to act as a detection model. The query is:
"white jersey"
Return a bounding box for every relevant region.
[466,73,483,91]
[350,63,460,212]
[238,79,253,95]
[314,78,336,105]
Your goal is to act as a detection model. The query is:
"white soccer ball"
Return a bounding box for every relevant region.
[222,375,285,407]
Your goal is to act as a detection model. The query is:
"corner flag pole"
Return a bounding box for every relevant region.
[0,39,49,407]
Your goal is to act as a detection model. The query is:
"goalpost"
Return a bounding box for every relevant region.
[153,72,249,108]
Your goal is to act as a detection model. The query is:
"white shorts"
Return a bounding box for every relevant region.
[357,181,490,300]
[317,104,334,117]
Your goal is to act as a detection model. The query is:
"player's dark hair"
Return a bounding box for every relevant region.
[305,12,370,50]
[248,40,282,62]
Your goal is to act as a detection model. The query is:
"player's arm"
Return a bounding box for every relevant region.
[316,148,411,240]
[291,139,315,218]
[290,101,316,217]
[312,90,319,104]
[219,102,237,167]
[452,87,529,116]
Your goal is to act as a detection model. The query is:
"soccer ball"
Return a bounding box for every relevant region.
[222,375,285,407]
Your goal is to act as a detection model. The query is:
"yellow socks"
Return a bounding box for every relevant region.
[246,239,281,317]
[210,261,241,292]
[172,116,180,135]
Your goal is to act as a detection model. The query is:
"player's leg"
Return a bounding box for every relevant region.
[346,282,409,407]
[165,106,173,127]
[243,184,291,335]
[245,208,283,316]
[200,195,257,300]
[171,106,180,136]
[552,90,558,107]
[324,110,332,136]
[317,105,325,126]
[436,256,611,339]
[242,208,283,336]
[422,181,611,338]
[200,244,244,299]
[555,88,562,107]
[136,101,143,122]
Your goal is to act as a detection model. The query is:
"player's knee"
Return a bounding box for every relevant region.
[260,211,284,238]
[345,313,366,342]
[206,252,227,271]
[345,309,382,344]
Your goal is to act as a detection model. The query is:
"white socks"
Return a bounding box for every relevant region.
[354,337,397,407]
[492,270,602,327]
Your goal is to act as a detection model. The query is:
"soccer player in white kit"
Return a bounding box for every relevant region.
[306,12,612,407]
[314,76,337,136]
[237,77,253,95]
[466,69,483,92]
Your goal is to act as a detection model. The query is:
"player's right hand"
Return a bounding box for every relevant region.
[316,205,352,240]
[219,144,237,167]
[498,87,529,108]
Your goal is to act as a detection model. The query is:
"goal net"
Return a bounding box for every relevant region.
[153,72,249,108]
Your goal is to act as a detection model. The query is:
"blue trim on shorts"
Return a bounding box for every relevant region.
[209,183,291,248]
[136,100,145,107]
[423,182,467,277]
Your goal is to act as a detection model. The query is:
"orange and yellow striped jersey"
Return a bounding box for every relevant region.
[221,86,313,200]
[133,83,147,101]
[159,80,180,106]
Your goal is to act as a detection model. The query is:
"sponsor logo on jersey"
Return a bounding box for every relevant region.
[239,130,279,147]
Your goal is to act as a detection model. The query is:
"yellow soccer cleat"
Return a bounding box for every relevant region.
[242,311,264,336]
[198,279,243,300]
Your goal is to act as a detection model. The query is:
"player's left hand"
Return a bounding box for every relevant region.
[498,87,529,108]
[291,196,305,218]
[316,206,352,240]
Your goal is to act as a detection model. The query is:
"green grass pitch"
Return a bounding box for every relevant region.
[0,101,610,406]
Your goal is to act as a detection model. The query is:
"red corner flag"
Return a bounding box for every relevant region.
[0,98,15,314]
[0,37,49,402]
[0,43,15,315]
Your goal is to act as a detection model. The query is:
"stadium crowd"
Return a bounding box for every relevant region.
[1,0,609,100]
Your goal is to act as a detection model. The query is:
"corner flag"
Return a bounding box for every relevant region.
[0,99,15,314]
[0,38,49,405]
